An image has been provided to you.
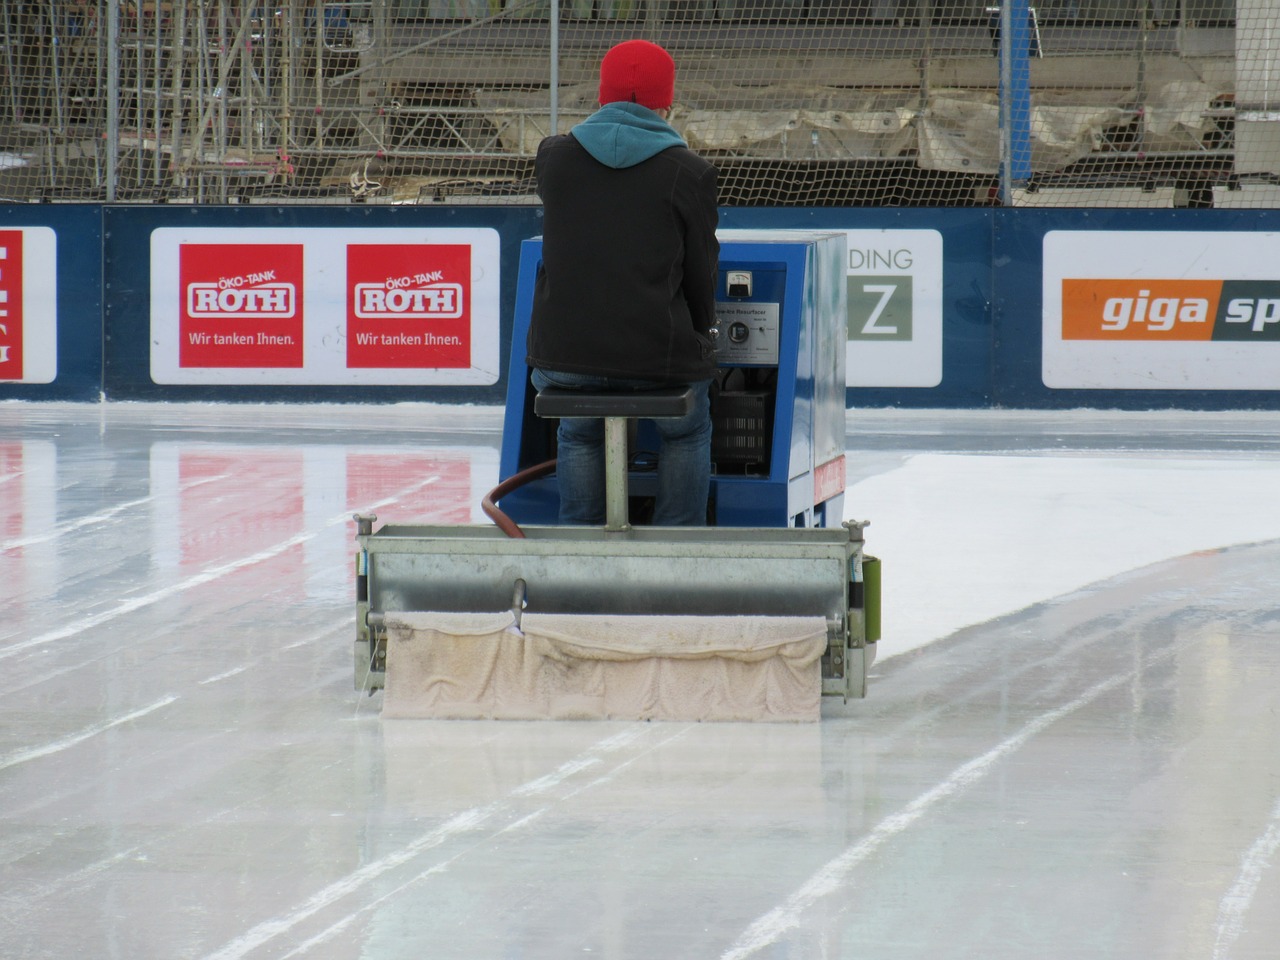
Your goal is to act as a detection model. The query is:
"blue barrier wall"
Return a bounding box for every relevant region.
[3,203,1279,409]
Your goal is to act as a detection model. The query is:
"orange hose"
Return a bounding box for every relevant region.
[482,459,557,539]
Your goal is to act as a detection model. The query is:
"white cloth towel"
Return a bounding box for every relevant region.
[381,611,829,722]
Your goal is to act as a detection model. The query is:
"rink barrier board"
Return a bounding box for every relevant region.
[2,204,1279,410]
[0,204,102,401]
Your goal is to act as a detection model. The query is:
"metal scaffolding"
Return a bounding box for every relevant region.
[0,1,1270,207]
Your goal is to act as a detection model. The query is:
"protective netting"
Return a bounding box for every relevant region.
[0,1,1273,207]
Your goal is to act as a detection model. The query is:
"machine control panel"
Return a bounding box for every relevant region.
[714,301,781,365]
[714,264,784,366]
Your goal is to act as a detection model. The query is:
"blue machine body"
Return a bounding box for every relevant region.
[499,230,848,528]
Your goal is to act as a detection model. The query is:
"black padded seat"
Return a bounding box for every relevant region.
[534,385,695,420]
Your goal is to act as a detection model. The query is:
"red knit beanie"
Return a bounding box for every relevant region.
[597,40,675,111]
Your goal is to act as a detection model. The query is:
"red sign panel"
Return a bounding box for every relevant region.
[814,454,847,505]
[0,231,24,380]
[346,244,471,369]
[178,244,304,367]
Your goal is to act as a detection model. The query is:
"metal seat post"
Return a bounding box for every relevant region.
[533,385,697,532]
[602,415,631,530]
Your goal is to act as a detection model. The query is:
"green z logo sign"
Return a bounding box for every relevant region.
[847,276,914,341]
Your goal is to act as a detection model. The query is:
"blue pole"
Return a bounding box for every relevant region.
[999,0,1033,204]
[106,0,119,201]
[550,1,559,136]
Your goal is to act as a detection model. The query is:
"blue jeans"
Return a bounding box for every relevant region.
[531,368,713,526]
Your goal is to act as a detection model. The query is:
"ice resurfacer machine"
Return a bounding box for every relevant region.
[354,230,880,721]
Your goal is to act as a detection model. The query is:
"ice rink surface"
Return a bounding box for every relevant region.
[2,403,1279,960]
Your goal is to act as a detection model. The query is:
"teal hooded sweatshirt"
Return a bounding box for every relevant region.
[570,102,688,169]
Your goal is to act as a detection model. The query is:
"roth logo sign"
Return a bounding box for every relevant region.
[186,278,296,320]
[150,226,499,385]
[1062,279,1280,341]
[179,244,304,368]
[353,278,464,320]
[346,245,471,368]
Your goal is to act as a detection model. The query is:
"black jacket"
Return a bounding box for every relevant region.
[526,106,719,384]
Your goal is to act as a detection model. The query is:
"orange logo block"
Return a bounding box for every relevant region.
[1061,279,1222,341]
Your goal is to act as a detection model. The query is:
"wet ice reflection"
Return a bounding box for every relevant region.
[1,439,59,606]
[1,404,1278,960]
[145,440,498,605]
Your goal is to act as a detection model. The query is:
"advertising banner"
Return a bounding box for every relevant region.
[178,242,305,369]
[1043,230,1280,390]
[346,242,472,370]
[150,226,500,385]
[844,229,944,388]
[0,227,58,384]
